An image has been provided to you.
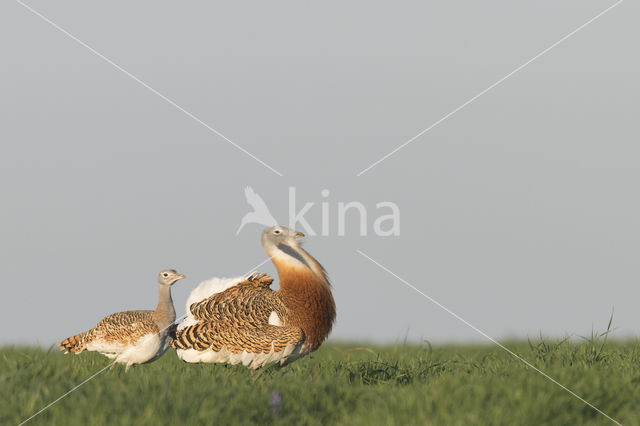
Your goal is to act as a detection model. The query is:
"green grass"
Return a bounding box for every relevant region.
[2,338,640,425]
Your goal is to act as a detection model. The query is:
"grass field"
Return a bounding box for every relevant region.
[2,337,639,425]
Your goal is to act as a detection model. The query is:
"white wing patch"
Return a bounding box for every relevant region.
[268,311,282,326]
[178,275,248,330]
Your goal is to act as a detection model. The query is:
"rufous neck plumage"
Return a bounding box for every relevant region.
[272,254,336,353]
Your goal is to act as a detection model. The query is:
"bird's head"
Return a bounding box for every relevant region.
[262,225,305,249]
[261,226,306,263]
[158,269,186,286]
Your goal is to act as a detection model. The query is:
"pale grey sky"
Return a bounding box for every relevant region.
[1,0,638,345]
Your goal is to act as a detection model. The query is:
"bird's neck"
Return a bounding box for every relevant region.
[275,260,336,353]
[152,284,176,330]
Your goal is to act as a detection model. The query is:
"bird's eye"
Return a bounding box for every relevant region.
[163,273,168,277]
[273,229,281,235]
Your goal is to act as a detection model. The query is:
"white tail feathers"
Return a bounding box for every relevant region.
[177,275,248,330]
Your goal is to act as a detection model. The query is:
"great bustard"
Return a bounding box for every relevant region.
[171,226,336,369]
[58,269,185,371]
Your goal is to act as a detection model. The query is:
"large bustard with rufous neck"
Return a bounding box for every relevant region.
[58,269,185,371]
[172,226,336,369]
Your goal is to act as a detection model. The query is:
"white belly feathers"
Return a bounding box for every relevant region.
[176,342,300,370]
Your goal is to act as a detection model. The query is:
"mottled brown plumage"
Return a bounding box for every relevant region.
[172,273,305,354]
[59,311,160,353]
[58,269,184,370]
[172,226,336,368]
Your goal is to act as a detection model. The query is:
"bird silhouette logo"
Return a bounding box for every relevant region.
[236,186,278,235]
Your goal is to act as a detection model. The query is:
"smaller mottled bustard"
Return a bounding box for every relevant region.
[58,269,185,371]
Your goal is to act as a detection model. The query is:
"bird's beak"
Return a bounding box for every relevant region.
[295,232,305,238]
[176,274,186,281]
